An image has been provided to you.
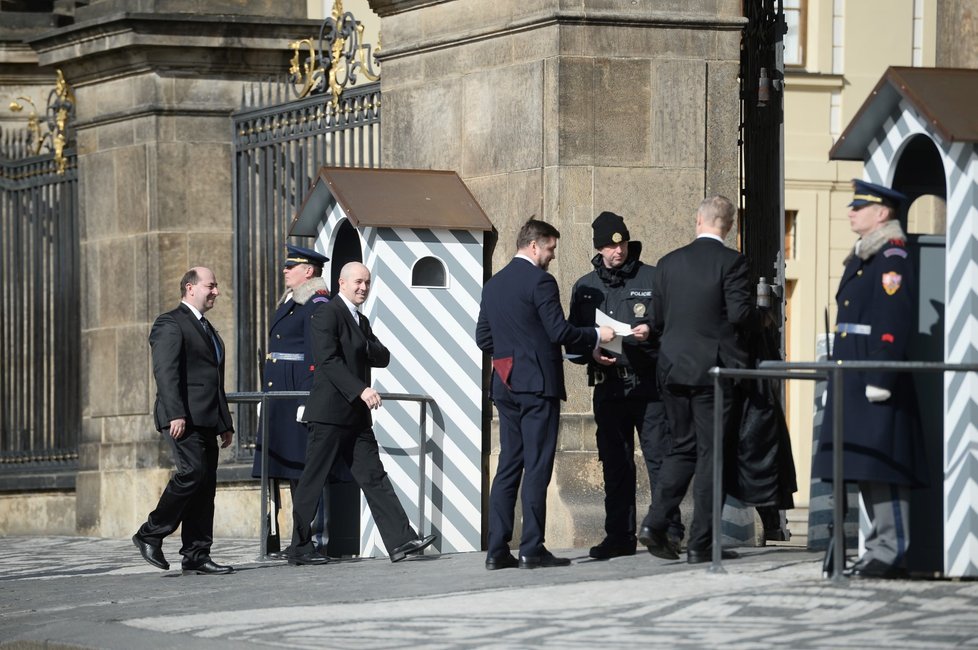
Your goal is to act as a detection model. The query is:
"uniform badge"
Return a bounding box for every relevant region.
[612,232,622,243]
[882,272,902,296]
[633,303,646,317]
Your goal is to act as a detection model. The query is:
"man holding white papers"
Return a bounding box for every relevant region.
[568,211,682,559]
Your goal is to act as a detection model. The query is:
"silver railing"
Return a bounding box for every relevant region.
[708,359,978,580]
[227,390,434,560]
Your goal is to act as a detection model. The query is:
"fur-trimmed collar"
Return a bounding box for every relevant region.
[846,219,906,264]
[285,276,329,305]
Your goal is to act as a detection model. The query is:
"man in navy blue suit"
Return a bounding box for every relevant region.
[477,218,615,570]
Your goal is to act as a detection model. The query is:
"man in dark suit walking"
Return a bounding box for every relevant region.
[287,262,436,566]
[640,196,757,564]
[133,267,235,575]
[477,218,615,570]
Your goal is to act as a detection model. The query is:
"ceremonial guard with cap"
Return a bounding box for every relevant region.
[252,244,333,556]
[568,211,682,559]
[812,180,926,579]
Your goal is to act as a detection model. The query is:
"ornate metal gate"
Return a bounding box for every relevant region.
[231,2,381,457]
[0,71,80,478]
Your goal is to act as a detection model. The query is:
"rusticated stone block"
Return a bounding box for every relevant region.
[85,328,117,418]
[651,58,706,169]
[705,60,741,200]
[593,58,651,167]
[115,147,149,236]
[461,61,544,177]
[557,57,594,165]
[464,169,543,272]
[0,492,77,535]
[97,238,138,327]
[115,330,151,416]
[381,81,463,171]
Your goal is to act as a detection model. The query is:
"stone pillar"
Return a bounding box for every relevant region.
[370,0,744,547]
[29,0,315,537]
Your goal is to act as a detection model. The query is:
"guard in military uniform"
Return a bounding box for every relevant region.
[568,211,682,559]
[252,244,332,556]
[812,180,926,579]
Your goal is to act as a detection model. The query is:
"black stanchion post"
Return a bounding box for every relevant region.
[710,370,726,574]
[259,392,270,561]
[417,400,427,540]
[831,365,845,582]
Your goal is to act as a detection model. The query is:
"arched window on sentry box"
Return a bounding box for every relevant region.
[412,256,448,289]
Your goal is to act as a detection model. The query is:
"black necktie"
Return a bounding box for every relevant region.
[200,317,221,361]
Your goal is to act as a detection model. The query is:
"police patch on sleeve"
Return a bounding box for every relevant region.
[882,271,902,296]
[633,303,646,317]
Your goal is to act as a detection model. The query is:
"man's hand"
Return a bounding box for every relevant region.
[169,418,186,439]
[630,324,650,341]
[361,387,382,410]
[220,431,234,448]
[592,349,616,366]
[598,325,616,344]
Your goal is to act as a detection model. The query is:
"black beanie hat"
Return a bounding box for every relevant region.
[592,211,629,248]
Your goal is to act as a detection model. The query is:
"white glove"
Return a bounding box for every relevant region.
[865,385,891,402]
[296,405,305,422]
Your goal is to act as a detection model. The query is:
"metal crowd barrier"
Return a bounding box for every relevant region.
[226,390,434,560]
[708,360,978,581]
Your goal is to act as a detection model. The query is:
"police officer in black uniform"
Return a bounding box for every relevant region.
[252,244,332,556]
[812,180,926,579]
[568,211,682,559]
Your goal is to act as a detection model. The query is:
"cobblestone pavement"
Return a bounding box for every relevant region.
[2,536,978,649]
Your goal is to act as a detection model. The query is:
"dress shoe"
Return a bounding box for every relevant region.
[390,534,437,563]
[485,553,519,570]
[588,536,637,559]
[518,550,571,569]
[639,527,680,561]
[686,548,740,564]
[132,533,169,570]
[288,552,330,566]
[182,559,234,575]
[843,558,908,579]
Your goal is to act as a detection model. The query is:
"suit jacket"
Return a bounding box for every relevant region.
[303,296,390,429]
[653,237,754,387]
[150,303,233,433]
[476,257,598,400]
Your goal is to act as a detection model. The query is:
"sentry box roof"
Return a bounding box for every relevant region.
[290,167,493,236]
[830,66,978,160]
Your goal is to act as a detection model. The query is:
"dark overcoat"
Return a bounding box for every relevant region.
[252,281,329,480]
[812,235,926,486]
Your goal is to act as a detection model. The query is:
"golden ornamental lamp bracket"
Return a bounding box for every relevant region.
[287,0,380,104]
[7,69,75,173]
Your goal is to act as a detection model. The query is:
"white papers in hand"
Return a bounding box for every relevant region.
[595,308,631,355]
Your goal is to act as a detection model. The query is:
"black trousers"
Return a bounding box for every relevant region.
[487,376,560,558]
[593,392,682,540]
[648,384,738,552]
[138,428,219,565]
[291,421,415,557]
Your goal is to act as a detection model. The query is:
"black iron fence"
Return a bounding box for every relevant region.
[231,80,381,461]
[0,140,80,472]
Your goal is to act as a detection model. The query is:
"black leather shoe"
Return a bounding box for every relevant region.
[485,553,519,570]
[639,527,680,560]
[132,534,169,570]
[182,559,234,575]
[686,548,740,564]
[518,550,571,569]
[588,536,637,559]
[288,552,330,566]
[844,558,908,579]
[390,534,437,563]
